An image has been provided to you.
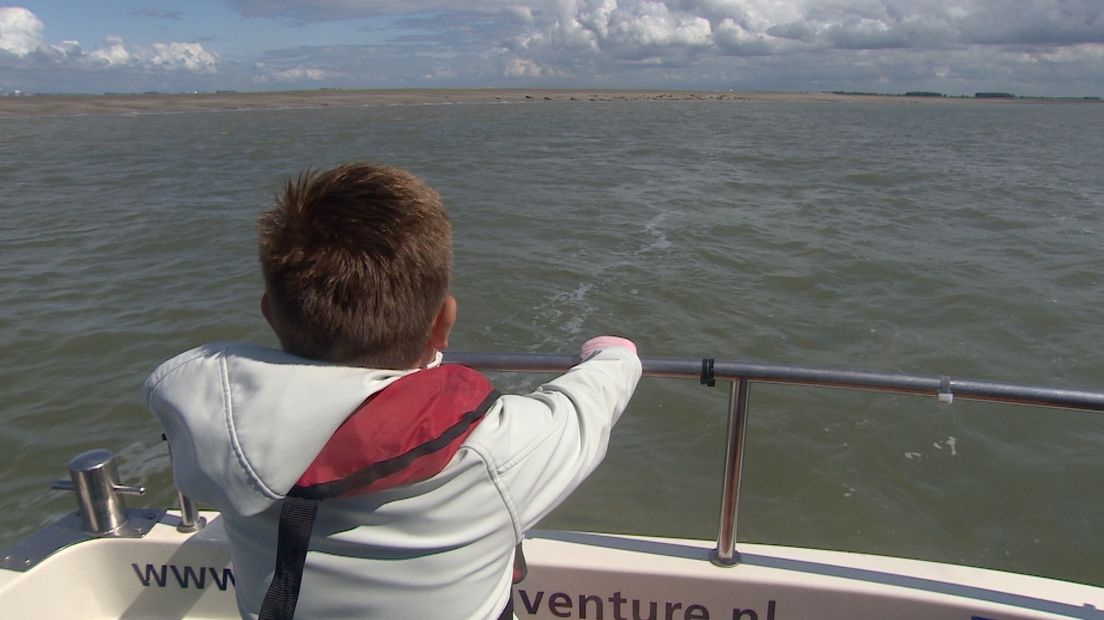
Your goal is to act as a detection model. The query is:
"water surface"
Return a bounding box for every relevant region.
[1,97,1101,585]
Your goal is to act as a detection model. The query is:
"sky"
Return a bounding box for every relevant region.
[1,1,1101,96]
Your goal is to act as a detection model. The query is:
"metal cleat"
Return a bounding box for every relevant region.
[51,448,147,535]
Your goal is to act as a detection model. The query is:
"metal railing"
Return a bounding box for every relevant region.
[443,351,1104,566]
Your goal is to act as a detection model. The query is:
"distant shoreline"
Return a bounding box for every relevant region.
[0,88,1099,118]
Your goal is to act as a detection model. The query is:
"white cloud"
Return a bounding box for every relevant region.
[50,40,82,59]
[715,18,791,55]
[79,36,217,72]
[271,65,333,81]
[614,6,712,48]
[547,1,1100,51]
[1,8,217,75]
[228,0,527,20]
[485,0,1104,88]
[87,36,132,66]
[5,1,1102,95]
[504,57,545,77]
[0,6,44,56]
[423,66,459,80]
[1028,42,1104,64]
[149,42,218,72]
[219,0,1104,56]
[545,0,716,62]
[505,5,536,24]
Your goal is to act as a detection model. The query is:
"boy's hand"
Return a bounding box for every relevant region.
[580,336,637,358]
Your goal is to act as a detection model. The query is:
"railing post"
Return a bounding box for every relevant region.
[176,491,205,532]
[712,378,751,566]
[164,441,206,532]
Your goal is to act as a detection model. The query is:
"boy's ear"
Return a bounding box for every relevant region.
[426,294,457,352]
[261,292,275,328]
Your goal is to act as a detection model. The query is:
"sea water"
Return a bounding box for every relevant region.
[1,97,1102,586]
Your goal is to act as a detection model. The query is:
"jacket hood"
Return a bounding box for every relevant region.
[143,343,421,516]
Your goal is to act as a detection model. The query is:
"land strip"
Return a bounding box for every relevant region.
[0,89,1097,118]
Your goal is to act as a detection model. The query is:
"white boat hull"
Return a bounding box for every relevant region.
[518,531,1103,619]
[3,511,1102,619]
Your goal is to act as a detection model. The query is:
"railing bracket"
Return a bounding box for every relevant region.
[938,375,954,405]
[700,358,716,387]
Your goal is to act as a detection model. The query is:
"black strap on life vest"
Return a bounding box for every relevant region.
[257,496,320,620]
[498,593,515,620]
[258,370,501,620]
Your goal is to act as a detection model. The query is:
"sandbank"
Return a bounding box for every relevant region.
[0,89,1096,118]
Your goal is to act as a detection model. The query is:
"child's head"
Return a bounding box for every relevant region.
[257,163,453,369]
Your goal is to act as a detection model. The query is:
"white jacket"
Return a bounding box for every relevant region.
[143,342,641,619]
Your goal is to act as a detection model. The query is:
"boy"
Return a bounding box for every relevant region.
[143,163,641,619]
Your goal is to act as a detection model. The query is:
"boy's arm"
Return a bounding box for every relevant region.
[470,336,641,532]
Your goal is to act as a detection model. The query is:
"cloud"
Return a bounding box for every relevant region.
[227,0,524,21]
[1033,42,1104,63]
[0,6,44,57]
[957,1,1104,45]
[548,0,1101,56]
[148,42,218,72]
[6,1,1103,95]
[505,6,537,25]
[481,0,1104,91]
[271,65,332,81]
[504,57,544,77]
[217,0,1100,95]
[87,36,132,66]
[222,0,1104,48]
[0,8,217,75]
[423,66,459,80]
[49,40,82,59]
[66,36,217,72]
[715,18,796,55]
[131,8,184,21]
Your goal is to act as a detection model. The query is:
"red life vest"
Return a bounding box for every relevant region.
[259,364,500,620]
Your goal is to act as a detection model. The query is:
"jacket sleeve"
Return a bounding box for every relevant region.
[466,343,642,532]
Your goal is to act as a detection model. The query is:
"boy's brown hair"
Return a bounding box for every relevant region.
[258,163,452,368]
